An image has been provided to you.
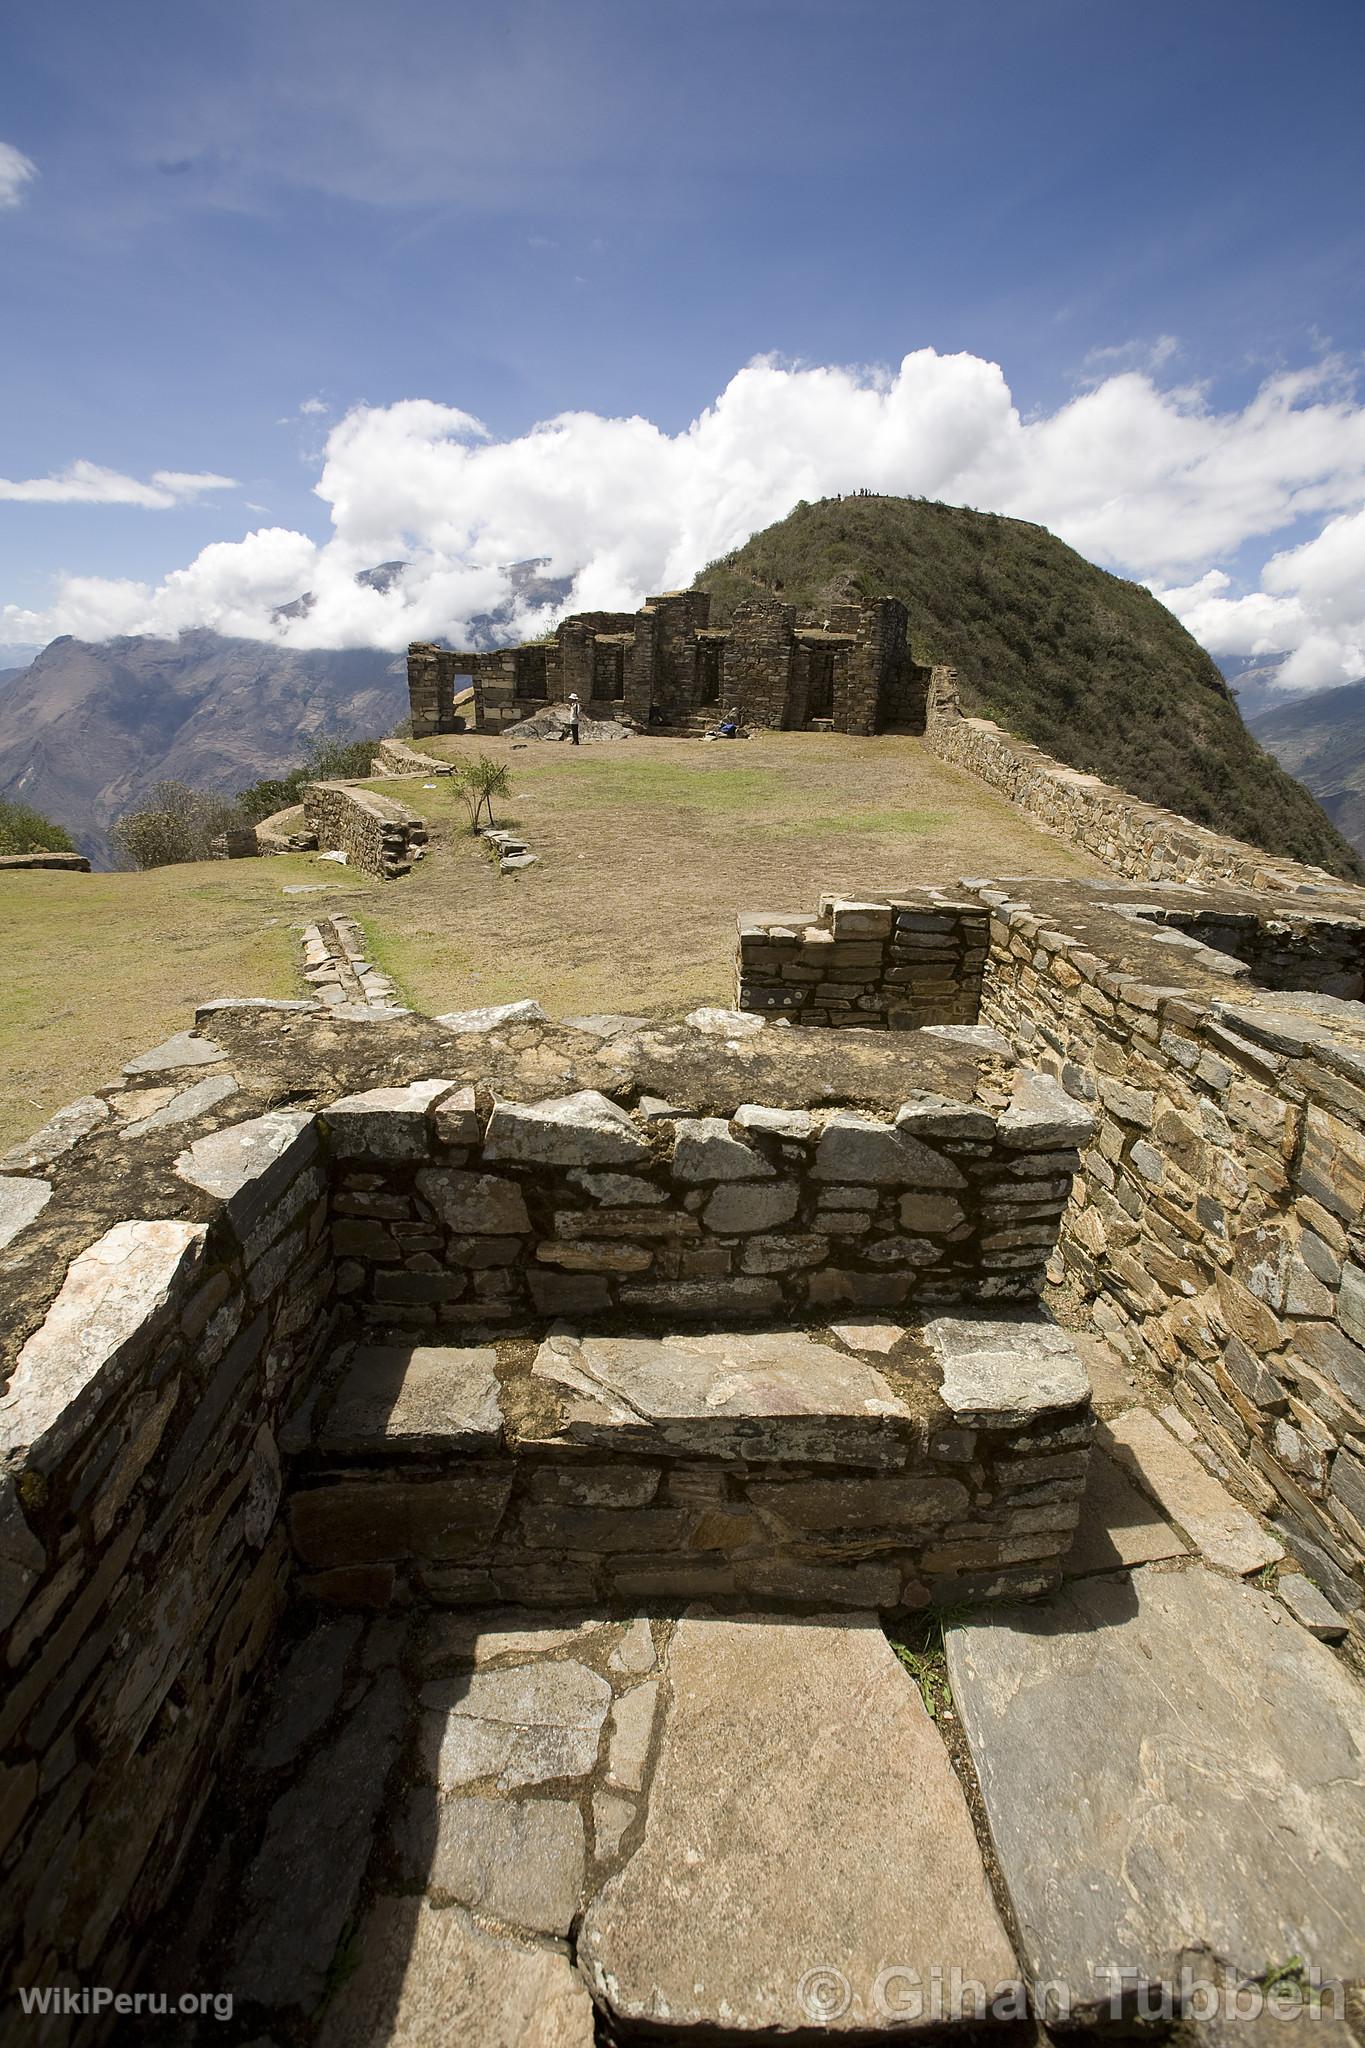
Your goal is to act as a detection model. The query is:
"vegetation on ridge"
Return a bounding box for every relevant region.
[694,495,1364,881]
[0,799,76,856]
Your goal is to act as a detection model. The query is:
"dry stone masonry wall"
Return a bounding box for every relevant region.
[737,890,988,1028]
[925,665,1351,895]
[301,781,428,879]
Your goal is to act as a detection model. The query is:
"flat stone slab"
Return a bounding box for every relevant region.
[316,1345,504,1454]
[316,1897,594,2048]
[923,1313,1091,1425]
[0,1219,205,1466]
[436,999,548,1032]
[122,1031,227,1075]
[484,1089,651,1168]
[0,1095,108,1170]
[529,1328,916,1465]
[945,1565,1365,2016]
[118,1071,238,1139]
[1102,1407,1283,1575]
[0,1175,51,1249]
[419,1660,612,1791]
[395,1790,586,1936]
[174,1109,317,1231]
[1062,1450,1190,1577]
[580,1609,1015,2032]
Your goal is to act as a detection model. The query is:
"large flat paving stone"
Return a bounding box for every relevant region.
[529,1329,916,1466]
[316,1896,594,2048]
[579,1609,1016,2033]
[419,1659,612,1791]
[1062,1449,1190,1577]
[1102,1407,1282,1575]
[945,1565,1365,2018]
[315,1344,504,1454]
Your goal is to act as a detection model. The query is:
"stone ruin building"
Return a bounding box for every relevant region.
[408,588,928,737]
[4,658,1365,2043]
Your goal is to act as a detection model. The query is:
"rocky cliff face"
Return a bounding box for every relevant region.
[0,631,406,866]
[1249,677,1365,857]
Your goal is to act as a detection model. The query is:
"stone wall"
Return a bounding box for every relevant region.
[0,852,91,873]
[976,882,1365,1628]
[925,666,1350,895]
[0,1109,334,2015]
[371,737,451,779]
[325,1065,1091,1333]
[737,892,988,1029]
[302,781,428,879]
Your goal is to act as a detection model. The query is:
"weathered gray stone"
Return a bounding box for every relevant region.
[814,1111,965,1188]
[828,1317,905,1354]
[1102,1408,1283,1575]
[289,1470,514,1568]
[174,1110,318,1231]
[231,1670,406,2012]
[432,1083,480,1144]
[684,1006,765,1036]
[1061,1450,1189,1576]
[529,1328,916,1465]
[122,1032,227,1075]
[0,1096,108,1170]
[436,999,547,1032]
[946,1566,1365,2015]
[924,1314,1091,1426]
[734,1102,813,1139]
[608,1617,658,1673]
[672,1117,776,1181]
[0,1474,46,1633]
[603,1679,659,1793]
[0,1175,51,1249]
[1277,1571,1349,1642]
[317,1345,503,1453]
[566,1170,668,1205]
[701,1181,800,1233]
[421,1612,607,1669]
[748,1474,970,1529]
[118,1072,239,1139]
[420,1660,611,1790]
[0,1219,206,1466]
[315,1898,594,2048]
[999,1071,1094,1150]
[248,1618,365,1771]
[895,1095,994,1140]
[323,1079,456,1157]
[580,1610,1014,2033]
[484,1090,651,1168]
[399,1791,586,1935]
[415,1167,531,1234]
[562,1013,648,1039]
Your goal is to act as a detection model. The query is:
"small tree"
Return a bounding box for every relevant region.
[451,756,512,831]
[110,781,242,869]
[0,800,76,855]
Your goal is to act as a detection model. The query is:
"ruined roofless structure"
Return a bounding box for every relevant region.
[407,588,929,738]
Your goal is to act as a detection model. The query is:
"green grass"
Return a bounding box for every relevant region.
[695,494,1363,881]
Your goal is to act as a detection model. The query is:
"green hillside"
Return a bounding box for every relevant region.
[694,495,1363,882]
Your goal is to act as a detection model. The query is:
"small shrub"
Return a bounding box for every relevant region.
[0,800,76,855]
[110,781,242,869]
[452,756,512,830]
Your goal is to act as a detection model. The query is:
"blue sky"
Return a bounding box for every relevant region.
[3,0,1365,684]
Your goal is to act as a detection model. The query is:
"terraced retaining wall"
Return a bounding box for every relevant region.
[736,890,988,1028]
[325,1067,1092,1331]
[924,665,1349,895]
[301,780,428,878]
[978,884,1365,1625]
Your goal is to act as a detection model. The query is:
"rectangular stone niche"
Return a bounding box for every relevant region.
[286,1317,1095,1613]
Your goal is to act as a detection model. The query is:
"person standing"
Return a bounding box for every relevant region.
[566,693,581,745]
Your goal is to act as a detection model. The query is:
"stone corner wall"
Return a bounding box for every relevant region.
[302,781,429,879]
[736,891,988,1029]
[0,851,92,874]
[924,666,1355,897]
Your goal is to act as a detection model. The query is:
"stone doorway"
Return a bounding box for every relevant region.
[806,646,835,720]
[696,640,723,706]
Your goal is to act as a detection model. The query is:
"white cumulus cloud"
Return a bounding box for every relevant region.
[5,348,1365,693]
[0,141,37,209]
[0,461,238,508]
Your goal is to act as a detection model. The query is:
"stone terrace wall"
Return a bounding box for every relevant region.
[302,781,428,879]
[977,885,1365,1636]
[737,891,988,1029]
[0,1111,334,2012]
[925,666,1352,895]
[371,737,451,779]
[325,1067,1092,1333]
[0,852,91,874]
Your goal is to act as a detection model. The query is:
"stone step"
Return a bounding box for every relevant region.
[944,1563,1365,2022]
[287,1315,1094,1611]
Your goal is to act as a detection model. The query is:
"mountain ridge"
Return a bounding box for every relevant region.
[694,494,1362,881]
